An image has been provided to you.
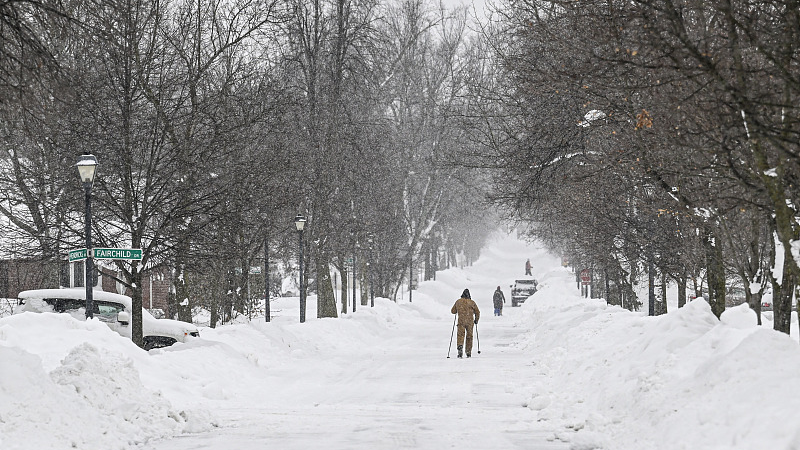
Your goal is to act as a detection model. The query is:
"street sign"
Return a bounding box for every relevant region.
[249,266,262,275]
[580,269,591,285]
[92,248,143,260]
[68,249,88,262]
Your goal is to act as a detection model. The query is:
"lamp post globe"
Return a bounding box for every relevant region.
[76,153,98,319]
[294,214,307,232]
[77,154,98,184]
[294,214,307,323]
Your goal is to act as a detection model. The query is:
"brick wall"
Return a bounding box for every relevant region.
[0,259,61,298]
[99,267,170,311]
[1,258,172,315]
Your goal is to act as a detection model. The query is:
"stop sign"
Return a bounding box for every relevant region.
[580,269,591,283]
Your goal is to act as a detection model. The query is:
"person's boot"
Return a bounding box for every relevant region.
[466,352,471,358]
[457,345,463,358]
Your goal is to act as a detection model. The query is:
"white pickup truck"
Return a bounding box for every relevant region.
[510,279,538,307]
[16,288,199,350]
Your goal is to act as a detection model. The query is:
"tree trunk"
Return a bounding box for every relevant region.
[361,263,369,305]
[340,266,348,315]
[423,241,432,281]
[677,273,687,308]
[658,272,668,315]
[172,259,192,323]
[209,296,219,329]
[627,262,640,311]
[237,258,249,318]
[224,270,235,323]
[431,237,439,280]
[703,226,726,319]
[772,245,795,334]
[315,252,338,318]
[130,265,143,348]
[748,290,762,326]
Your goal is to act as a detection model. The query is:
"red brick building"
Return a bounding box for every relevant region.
[99,266,171,312]
[0,258,60,298]
[0,257,170,313]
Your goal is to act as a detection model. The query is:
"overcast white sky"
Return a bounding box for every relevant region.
[439,0,489,22]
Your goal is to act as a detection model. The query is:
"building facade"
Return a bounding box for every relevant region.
[0,257,170,314]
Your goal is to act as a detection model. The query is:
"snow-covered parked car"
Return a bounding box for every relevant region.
[16,288,199,350]
[510,279,538,307]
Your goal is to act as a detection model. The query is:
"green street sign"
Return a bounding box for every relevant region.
[92,248,143,260]
[68,249,88,262]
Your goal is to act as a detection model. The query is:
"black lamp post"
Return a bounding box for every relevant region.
[264,228,270,323]
[409,247,413,303]
[643,184,656,316]
[295,214,307,323]
[648,258,655,316]
[367,233,374,307]
[353,239,359,313]
[77,153,98,319]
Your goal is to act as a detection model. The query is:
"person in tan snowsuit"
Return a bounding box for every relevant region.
[451,289,480,358]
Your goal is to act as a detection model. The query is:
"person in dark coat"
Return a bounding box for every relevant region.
[525,259,532,276]
[450,289,480,358]
[493,286,505,316]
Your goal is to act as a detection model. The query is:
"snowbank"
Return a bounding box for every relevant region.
[0,314,211,450]
[517,267,800,449]
[0,296,410,449]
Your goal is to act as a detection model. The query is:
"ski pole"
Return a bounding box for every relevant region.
[446,314,456,358]
[475,321,481,354]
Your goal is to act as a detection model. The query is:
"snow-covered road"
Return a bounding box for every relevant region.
[144,233,566,449]
[146,317,563,449]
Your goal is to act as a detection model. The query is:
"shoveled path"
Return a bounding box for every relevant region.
[143,302,566,450]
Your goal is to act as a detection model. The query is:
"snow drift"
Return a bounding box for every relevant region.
[517,266,800,450]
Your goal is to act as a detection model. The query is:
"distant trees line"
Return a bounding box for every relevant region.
[7,0,794,342]
[466,0,800,334]
[0,0,496,345]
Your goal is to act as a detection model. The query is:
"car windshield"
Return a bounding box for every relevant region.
[38,298,126,323]
[95,301,125,323]
[516,280,536,285]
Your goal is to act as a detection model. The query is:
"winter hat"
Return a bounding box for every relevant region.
[462,289,471,299]
[496,286,501,290]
